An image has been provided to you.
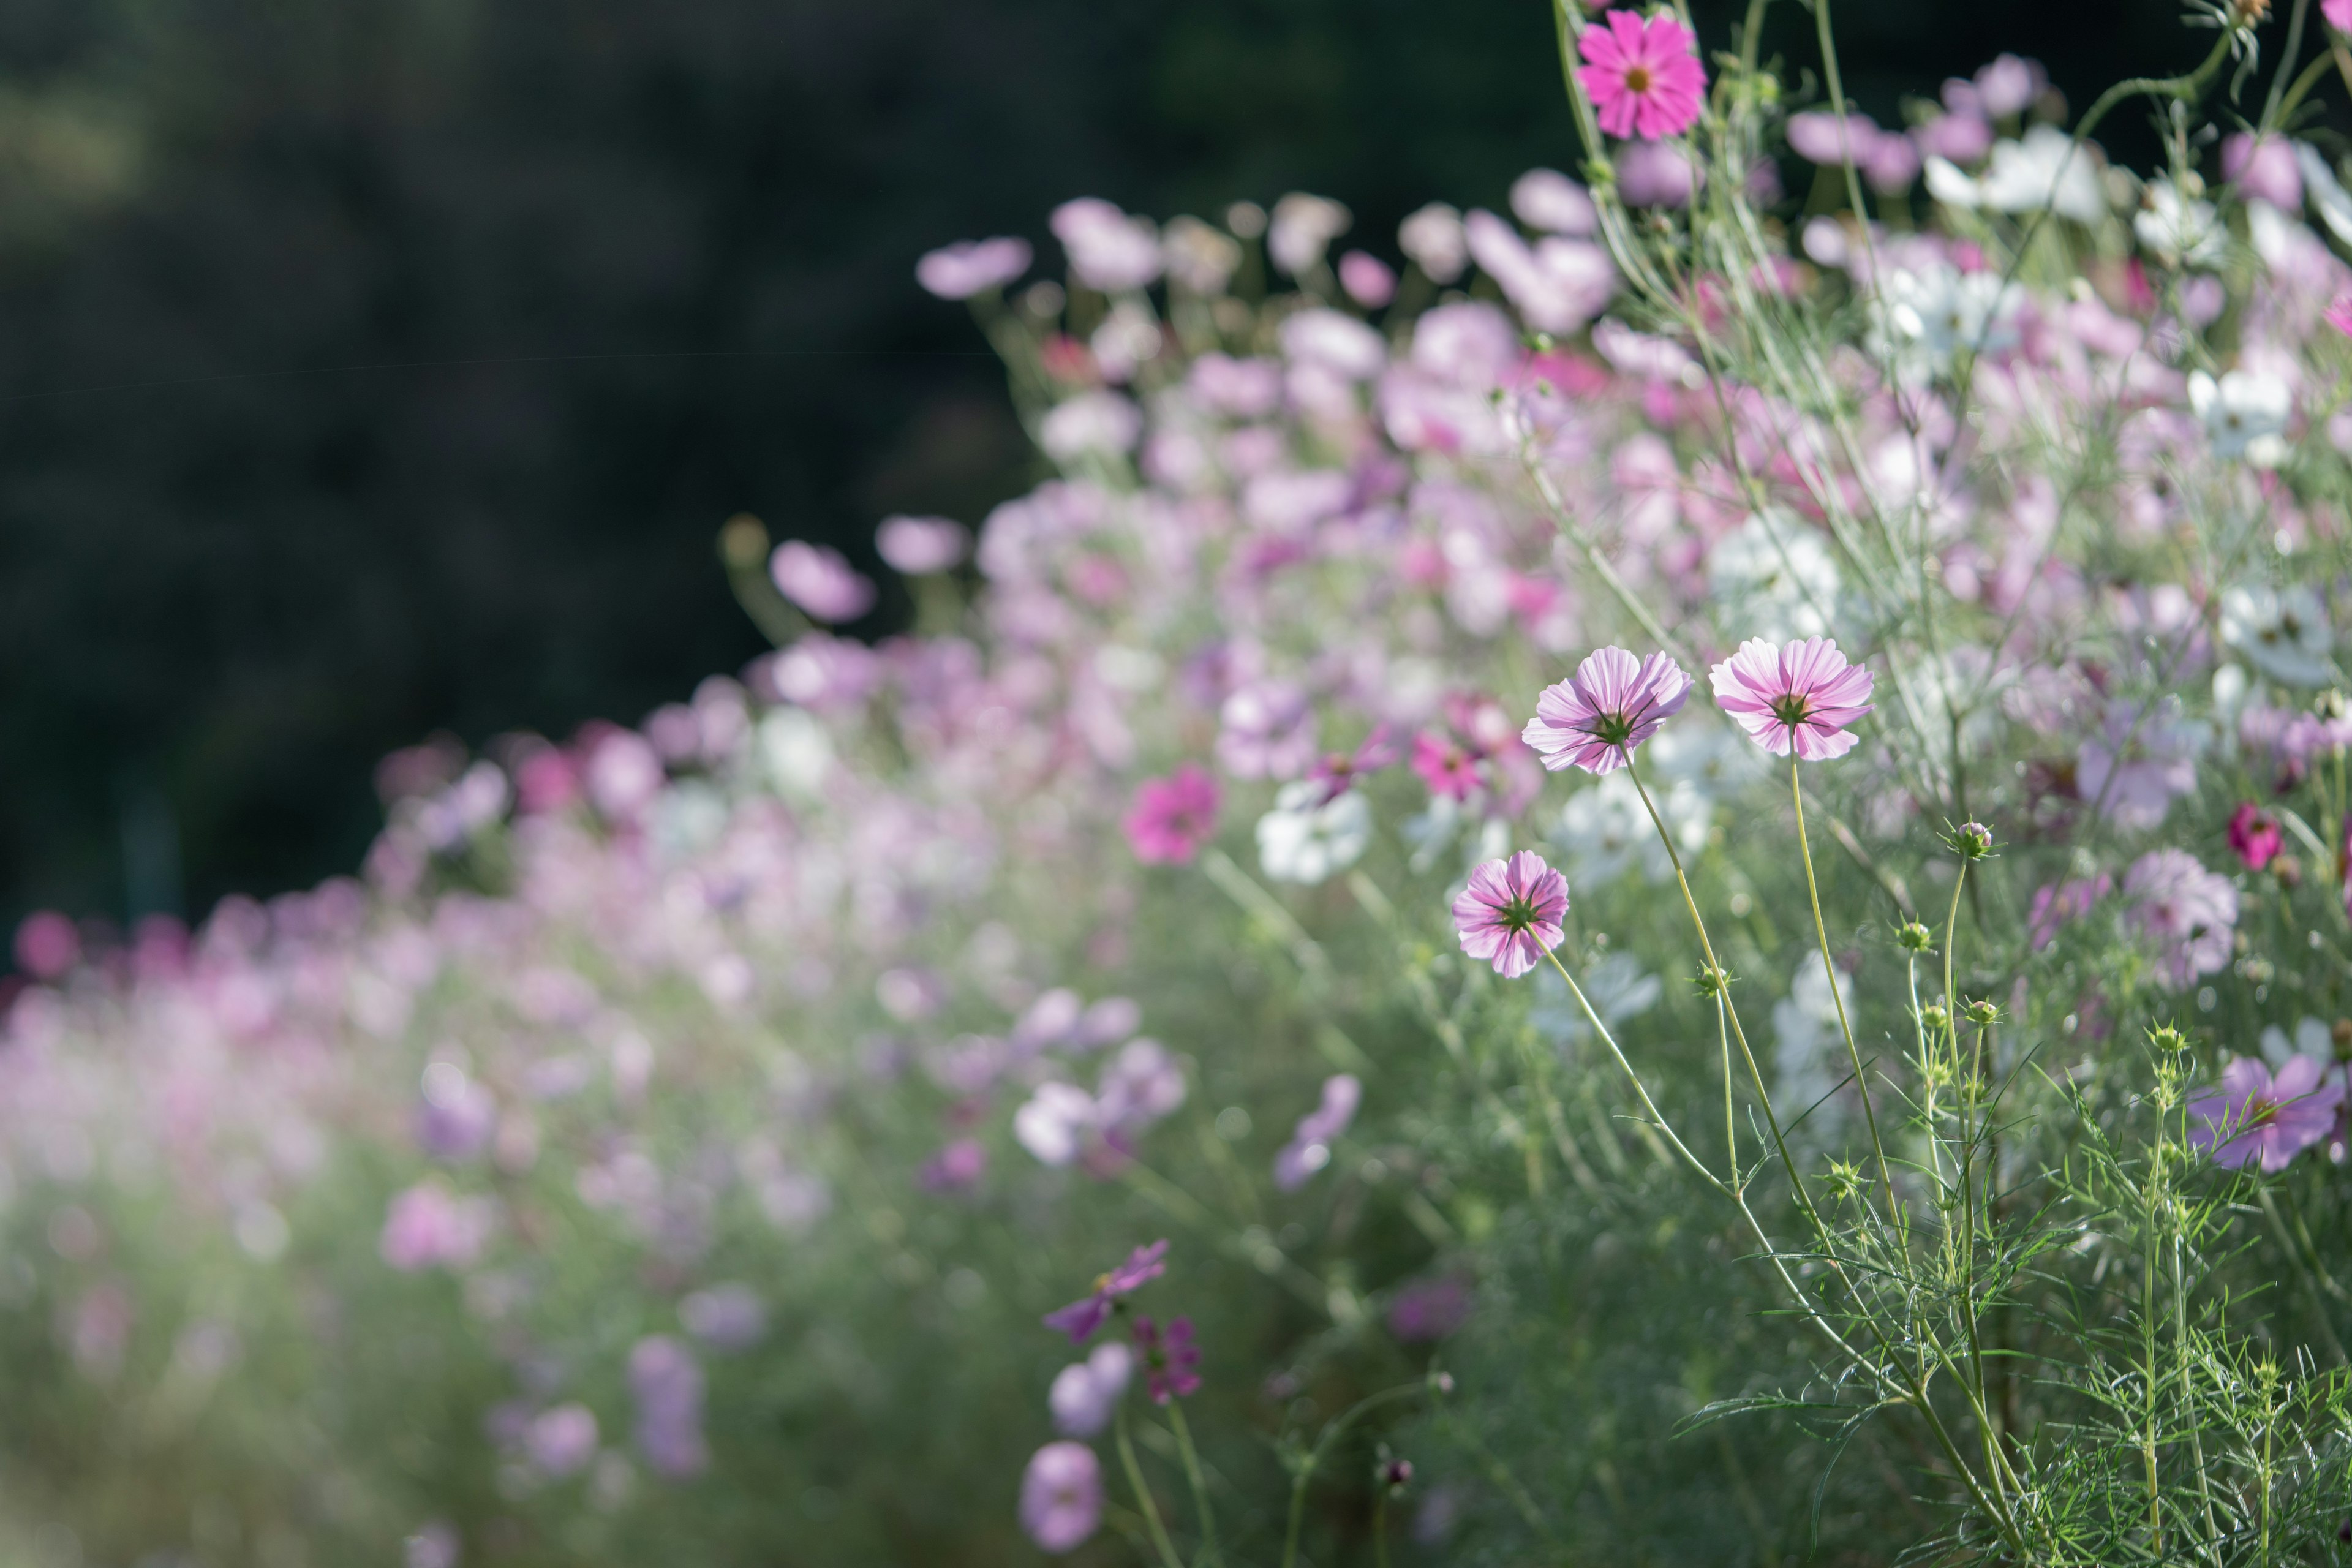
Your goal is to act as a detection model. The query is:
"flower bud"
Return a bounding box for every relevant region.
[1897,921,1932,952]
[1378,1457,1414,1493]
[1953,822,1994,859]
[1964,998,1999,1026]
[2147,1023,2188,1054]
[2334,1018,2352,1062]
[1920,1003,1950,1032]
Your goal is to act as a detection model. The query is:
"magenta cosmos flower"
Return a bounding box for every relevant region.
[1577,10,1706,141]
[1123,766,1221,865]
[2190,1056,2344,1172]
[1523,647,1691,774]
[1020,1441,1104,1553]
[1042,1239,1169,1343]
[1131,1315,1202,1403]
[2226,802,2283,872]
[1451,850,1569,979]
[1709,636,1875,761]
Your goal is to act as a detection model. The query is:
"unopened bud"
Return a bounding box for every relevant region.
[2334,1018,2352,1061]
[1897,921,1932,952]
[1921,1003,1950,1032]
[1953,822,1995,860]
[1964,998,1999,1026]
[718,513,771,572]
[1379,1458,1414,1493]
[2147,1023,2188,1054]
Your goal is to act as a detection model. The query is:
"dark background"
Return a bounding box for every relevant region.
[0,0,2235,937]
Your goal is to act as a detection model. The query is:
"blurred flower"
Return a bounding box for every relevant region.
[1578,11,1706,140]
[1710,637,1875,760]
[1040,391,1144,461]
[919,1138,989,1193]
[1398,203,1468,282]
[2078,700,2205,831]
[1616,141,1698,206]
[1268,192,1352,276]
[13,911,78,981]
[1974,53,2045,118]
[1451,850,1568,979]
[2188,371,2291,467]
[1338,250,1396,307]
[1524,646,1691,774]
[1387,1274,1472,1341]
[1257,785,1373,884]
[2220,586,2333,686]
[2222,133,2301,211]
[628,1336,709,1478]
[1048,1342,1133,1436]
[1925,126,2105,222]
[679,1284,767,1352]
[1042,1240,1169,1343]
[2026,874,2111,950]
[379,1182,493,1272]
[1273,1074,1362,1190]
[2190,1057,2343,1171]
[875,514,971,575]
[2125,849,2239,990]
[1131,1314,1201,1403]
[1510,168,1597,234]
[1125,766,1221,865]
[2228,803,2285,871]
[769,541,877,623]
[526,1403,600,1479]
[1051,198,1161,292]
[404,1523,461,1568]
[915,237,1032,299]
[2135,180,2224,268]
[1020,1441,1103,1553]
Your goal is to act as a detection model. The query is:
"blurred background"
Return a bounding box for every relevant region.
[0,0,2203,938]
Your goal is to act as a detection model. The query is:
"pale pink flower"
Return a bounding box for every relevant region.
[2190,1056,2343,1172]
[1043,1240,1170,1343]
[875,514,971,575]
[769,540,877,623]
[2327,295,2352,339]
[13,910,78,980]
[1338,251,1396,307]
[2026,874,2111,951]
[1577,10,1706,141]
[915,237,1033,300]
[2221,134,2301,211]
[2124,849,2239,990]
[1123,766,1221,865]
[1708,637,1875,761]
[1020,1441,1103,1553]
[1523,647,1692,774]
[379,1181,492,1272]
[1451,851,1569,979]
[2329,0,2352,34]
[1273,1074,1362,1191]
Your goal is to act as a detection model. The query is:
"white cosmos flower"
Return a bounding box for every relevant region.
[1869,265,2019,382]
[1773,952,1856,1117]
[2133,180,2225,268]
[2188,370,2292,467]
[1256,783,1371,884]
[1924,126,2106,222]
[2220,584,2335,686]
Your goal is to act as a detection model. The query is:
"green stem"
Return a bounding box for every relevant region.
[1791,758,1896,1217]
[1115,1404,1188,1568]
[1165,1401,1223,1567]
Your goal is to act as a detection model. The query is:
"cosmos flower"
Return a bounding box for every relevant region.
[1020,1442,1104,1553]
[1132,1315,1202,1403]
[2227,802,2283,872]
[2190,1056,2343,1172]
[2124,849,2239,990]
[1451,850,1569,979]
[1709,637,1875,760]
[1523,647,1691,774]
[1124,766,1223,865]
[1577,10,1706,141]
[1273,1074,1363,1191]
[1042,1240,1170,1343]
[769,541,878,623]
[1048,1343,1134,1437]
[914,237,1032,300]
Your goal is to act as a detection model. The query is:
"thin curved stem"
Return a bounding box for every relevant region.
[1792,758,1896,1218]
[1115,1404,1188,1568]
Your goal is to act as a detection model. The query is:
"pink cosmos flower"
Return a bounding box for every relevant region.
[1709,637,1875,761]
[2329,0,2352,34]
[1305,726,1399,805]
[1020,1441,1104,1553]
[2227,802,2284,872]
[1042,1240,1170,1343]
[13,910,79,980]
[1273,1074,1363,1191]
[875,514,971,575]
[1412,729,1485,801]
[1132,1315,1202,1403]
[1523,647,1692,774]
[2190,1055,2344,1172]
[1451,850,1569,979]
[1577,10,1706,141]
[2328,296,2352,339]
[1338,251,1397,307]
[1123,766,1221,865]
[914,236,1033,300]
[2124,848,2239,990]
[2026,874,2111,951]
[769,540,877,623]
